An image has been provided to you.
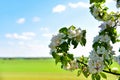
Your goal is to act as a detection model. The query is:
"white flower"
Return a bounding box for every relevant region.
[88,50,105,74]
[107,20,115,27]
[63,63,71,70]
[88,59,105,74]
[49,33,65,52]
[68,29,76,38]
[93,34,110,43]
[99,22,107,31]
[49,49,57,54]
[89,50,98,59]
[68,28,81,39]
[74,28,82,42]
[99,34,111,42]
[92,6,99,18]
[69,60,79,70]
[76,28,81,36]
[103,52,111,60]
[63,60,78,70]
[58,53,63,56]
[93,35,100,43]
[97,46,107,55]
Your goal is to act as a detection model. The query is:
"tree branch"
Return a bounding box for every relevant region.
[77,60,120,75]
[103,70,120,75]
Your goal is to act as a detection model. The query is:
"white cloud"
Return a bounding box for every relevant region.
[22,32,36,37]
[5,34,12,38]
[68,2,90,8]
[32,16,40,22]
[7,41,14,46]
[16,18,26,24]
[18,41,25,46]
[42,33,52,38]
[40,27,49,32]
[53,5,66,13]
[5,32,36,40]
[40,27,53,38]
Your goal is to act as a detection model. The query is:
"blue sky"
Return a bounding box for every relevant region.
[0,0,119,57]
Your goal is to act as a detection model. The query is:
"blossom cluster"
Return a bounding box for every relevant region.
[49,26,85,55]
[49,33,65,54]
[68,28,82,42]
[88,14,119,74]
[63,60,79,71]
[93,34,110,43]
[88,53,104,74]
[49,0,120,80]
[88,1,120,74]
[90,3,108,21]
[90,2,120,23]
[49,26,86,71]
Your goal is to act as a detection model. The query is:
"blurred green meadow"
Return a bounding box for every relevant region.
[0,58,119,80]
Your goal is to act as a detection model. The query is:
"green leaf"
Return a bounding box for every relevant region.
[52,52,57,59]
[91,74,101,80]
[69,25,76,30]
[55,56,61,64]
[92,42,99,51]
[92,74,96,80]
[67,54,74,60]
[72,40,78,49]
[90,0,105,4]
[96,74,101,80]
[77,69,82,76]
[52,52,61,64]
[68,39,71,45]
[80,37,86,46]
[59,42,69,52]
[117,0,120,8]
[118,77,120,80]
[59,27,68,34]
[100,72,107,79]
[60,56,68,65]
[82,30,86,37]
[82,67,90,78]
[80,30,86,46]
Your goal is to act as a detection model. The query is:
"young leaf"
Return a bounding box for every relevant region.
[100,72,107,79]
[69,25,76,30]
[59,27,68,34]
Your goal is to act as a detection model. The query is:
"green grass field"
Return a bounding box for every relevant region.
[0,58,119,80]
